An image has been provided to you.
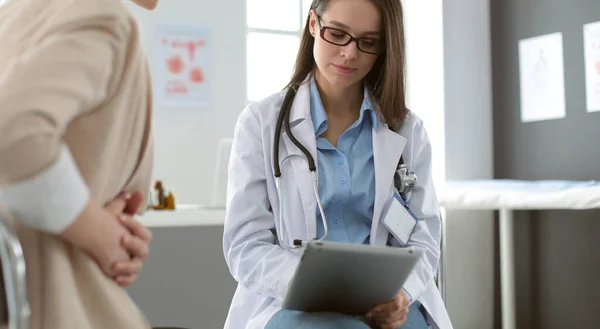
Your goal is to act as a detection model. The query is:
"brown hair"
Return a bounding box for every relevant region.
[287,0,408,129]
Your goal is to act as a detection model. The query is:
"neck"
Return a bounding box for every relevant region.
[314,70,363,117]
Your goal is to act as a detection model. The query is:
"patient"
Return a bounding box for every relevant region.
[0,0,160,328]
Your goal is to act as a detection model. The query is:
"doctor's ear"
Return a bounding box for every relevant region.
[308,10,318,37]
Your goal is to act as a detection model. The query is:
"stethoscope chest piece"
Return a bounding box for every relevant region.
[396,163,417,194]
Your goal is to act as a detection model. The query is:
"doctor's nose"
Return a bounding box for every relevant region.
[340,41,359,60]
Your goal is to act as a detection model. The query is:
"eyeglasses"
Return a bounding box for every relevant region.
[316,15,383,55]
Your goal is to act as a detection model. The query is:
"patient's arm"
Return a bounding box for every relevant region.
[0,2,147,280]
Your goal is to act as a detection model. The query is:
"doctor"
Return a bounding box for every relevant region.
[223,0,452,328]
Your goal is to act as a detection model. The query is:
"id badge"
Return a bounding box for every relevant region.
[382,191,419,246]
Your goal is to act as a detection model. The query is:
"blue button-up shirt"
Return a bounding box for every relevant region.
[310,77,378,245]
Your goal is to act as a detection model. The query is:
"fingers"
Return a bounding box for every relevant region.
[111,230,147,288]
[114,274,139,287]
[112,258,143,276]
[105,190,145,217]
[112,258,143,287]
[366,305,382,319]
[119,215,153,244]
[399,289,410,305]
[369,309,408,327]
[379,306,409,328]
[121,234,150,259]
[366,295,409,328]
[104,192,131,215]
[367,297,402,318]
[123,191,145,215]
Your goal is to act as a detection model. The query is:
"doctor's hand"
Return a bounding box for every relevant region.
[105,191,153,287]
[366,290,410,329]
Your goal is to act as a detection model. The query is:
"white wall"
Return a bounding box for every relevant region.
[443,0,496,328]
[403,0,446,192]
[125,0,246,205]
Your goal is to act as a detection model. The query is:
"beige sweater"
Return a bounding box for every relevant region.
[0,0,154,328]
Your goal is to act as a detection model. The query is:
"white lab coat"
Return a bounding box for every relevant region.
[222,79,453,329]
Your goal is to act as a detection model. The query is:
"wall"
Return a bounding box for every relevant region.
[125,0,246,205]
[490,0,600,328]
[123,1,245,326]
[443,0,497,328]
[402,0,446,191]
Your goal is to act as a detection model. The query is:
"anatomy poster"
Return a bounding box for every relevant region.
[153,23,211,109]
[518,32,566,123]
[584,21,600,113]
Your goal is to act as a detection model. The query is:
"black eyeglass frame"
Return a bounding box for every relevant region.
[315,14,383,55]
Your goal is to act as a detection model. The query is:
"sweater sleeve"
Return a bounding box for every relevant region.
[0,6,130,233]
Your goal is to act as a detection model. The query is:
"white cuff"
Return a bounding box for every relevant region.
[0,144,90,233]
[402,272,424,304]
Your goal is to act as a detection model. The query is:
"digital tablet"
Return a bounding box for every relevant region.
[282,240,423,316]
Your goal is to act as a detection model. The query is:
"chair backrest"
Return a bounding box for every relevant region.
[0,212,30,329]
[209,137,233,208]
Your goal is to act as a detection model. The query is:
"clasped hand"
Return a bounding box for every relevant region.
[365,290,410,329]
[104,191,153,287]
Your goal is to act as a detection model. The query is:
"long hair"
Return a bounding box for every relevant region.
[287,0,408,129]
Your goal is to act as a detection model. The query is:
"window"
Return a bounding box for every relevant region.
[246,0,313,102]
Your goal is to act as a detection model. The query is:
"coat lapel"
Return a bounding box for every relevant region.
[280,82,318,240]
[278,79,408,244]
[371,124,407,245]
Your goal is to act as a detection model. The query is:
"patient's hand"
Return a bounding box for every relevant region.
[365,290,410,329]
[59,198,135,280]
[104,191,153,287]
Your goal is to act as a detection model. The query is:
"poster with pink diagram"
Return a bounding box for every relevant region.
[153,23,211,109]
[584,21,600,113]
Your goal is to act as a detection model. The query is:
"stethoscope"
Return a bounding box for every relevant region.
[273,85,418,249]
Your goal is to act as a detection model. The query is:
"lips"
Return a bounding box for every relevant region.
[332,64,356,74]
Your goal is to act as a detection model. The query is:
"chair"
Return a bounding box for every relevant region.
[209,137,233,208]
[0,212,30,329]
[435,211,447,305]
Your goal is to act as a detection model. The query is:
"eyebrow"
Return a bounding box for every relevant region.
[328,20,381,36]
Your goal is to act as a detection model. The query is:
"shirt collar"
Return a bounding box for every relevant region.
[309,76,379,136]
